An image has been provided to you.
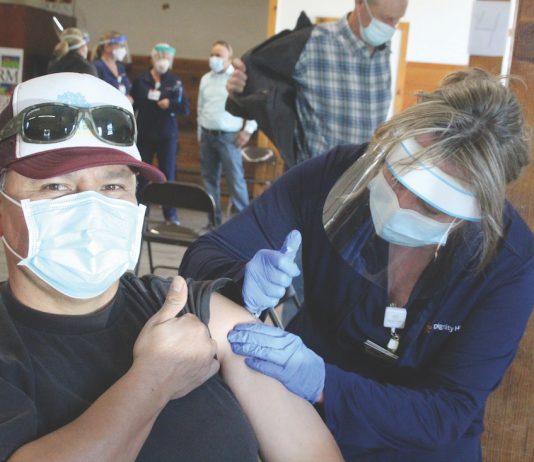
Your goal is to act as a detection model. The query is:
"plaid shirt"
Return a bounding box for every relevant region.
[293,15,391,163]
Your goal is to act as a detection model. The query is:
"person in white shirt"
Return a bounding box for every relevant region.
[197,40,258,225]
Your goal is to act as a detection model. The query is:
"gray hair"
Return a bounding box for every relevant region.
[346,68,531,270]
[212,40,233,57]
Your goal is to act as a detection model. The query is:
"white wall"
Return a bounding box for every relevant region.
[403,0,474,64]
[73,0,268,59]
[275,0,354,32]
[275,0,476,65]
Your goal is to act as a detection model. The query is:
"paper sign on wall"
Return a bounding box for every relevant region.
[468,1,511,57]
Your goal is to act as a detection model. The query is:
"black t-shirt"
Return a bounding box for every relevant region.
[0,273,258,461]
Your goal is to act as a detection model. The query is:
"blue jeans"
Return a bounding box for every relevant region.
[200,131,249,225]
[137,136,178,221]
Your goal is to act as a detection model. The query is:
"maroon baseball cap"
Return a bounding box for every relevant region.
[0,72,165,182]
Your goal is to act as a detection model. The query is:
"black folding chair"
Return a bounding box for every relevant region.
[135,181,216,274]
[136,180,285,328]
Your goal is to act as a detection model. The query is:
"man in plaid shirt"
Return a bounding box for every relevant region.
[228,0,408,166]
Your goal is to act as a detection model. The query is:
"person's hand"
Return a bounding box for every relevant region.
[133,276,220,401]
[226,58,247,95]
[157,98,170,110]
[234,130,251,148]
[227,323,325,403]
[243,230,301,315]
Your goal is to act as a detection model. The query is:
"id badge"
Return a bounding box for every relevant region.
[148,89,161,101]
[118,84,127,95]
[384,306,406,329]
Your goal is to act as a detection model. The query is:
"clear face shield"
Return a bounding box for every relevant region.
[323,138,482,291]
[102,35,131,63]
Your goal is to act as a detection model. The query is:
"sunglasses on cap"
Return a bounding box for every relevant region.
[0,103,137,146]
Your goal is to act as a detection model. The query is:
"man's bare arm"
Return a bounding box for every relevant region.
[208,292,344,462]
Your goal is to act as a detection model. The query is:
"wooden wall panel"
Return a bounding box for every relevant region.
[402,62,465,109]
[468,55,503,74]
[0,3,75,80]
[127,55,269,200]
[393,22,410,114]
[128,55,208,133]
[481,1,534,461]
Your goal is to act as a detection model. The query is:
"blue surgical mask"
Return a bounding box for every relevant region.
[359,0,396,47]
[368,171,457,247]
[1,190,146,299]
[209,56,225,73]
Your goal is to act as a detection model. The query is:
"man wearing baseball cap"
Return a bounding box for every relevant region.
[0,73,342,461]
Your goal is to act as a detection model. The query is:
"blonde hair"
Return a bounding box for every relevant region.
[51,27,87,61]
[91,30,123,60]
[342,68,531,270]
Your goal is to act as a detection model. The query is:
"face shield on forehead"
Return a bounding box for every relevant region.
[386,138,481,221]
[151,43,176,58]
[323,139,481,290]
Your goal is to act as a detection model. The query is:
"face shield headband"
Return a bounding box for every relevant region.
[385,138,481,222]
[63,33,90,51]
[100,34,128,46]
[152,44,176,56]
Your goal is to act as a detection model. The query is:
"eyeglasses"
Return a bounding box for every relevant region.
[0,103,136,146]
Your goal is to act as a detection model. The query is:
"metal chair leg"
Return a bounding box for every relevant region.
[266,307,283,328]
[134,241,143,276]
[147,240,155,274]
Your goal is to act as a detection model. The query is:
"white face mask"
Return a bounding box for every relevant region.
[368,171,457,247]
[154,59,171,74]
[112,46,127,62]
[209,56,225,73]
[359,0,396,47]
[1,190,146,299]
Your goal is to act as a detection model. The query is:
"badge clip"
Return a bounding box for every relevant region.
[384,305,407,354]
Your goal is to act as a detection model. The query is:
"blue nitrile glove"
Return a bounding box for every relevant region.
[242,230,301,316]
[227,323,325,403]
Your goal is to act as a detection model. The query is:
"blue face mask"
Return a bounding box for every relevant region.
[359,0,396,47]
[209,56,225,73]
[368,171,457,247]
[1,190,146,299]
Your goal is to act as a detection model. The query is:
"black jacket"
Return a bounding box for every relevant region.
[226,13,313,168]
[47,50,98,77]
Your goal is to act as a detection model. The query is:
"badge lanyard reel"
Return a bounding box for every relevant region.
[323,140,481,361]
[324,148,402,361]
